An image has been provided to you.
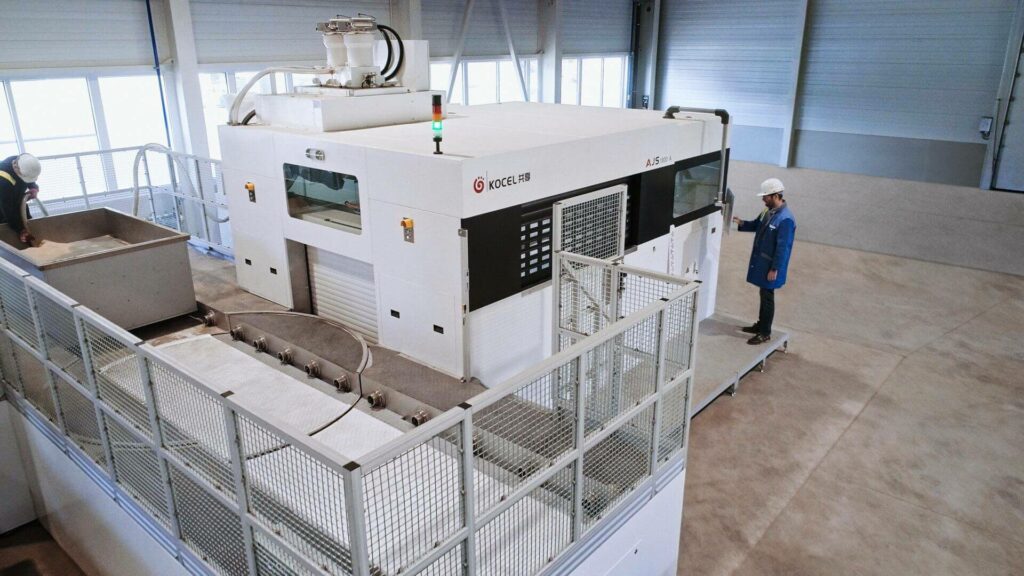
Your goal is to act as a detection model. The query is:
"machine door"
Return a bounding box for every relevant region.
[307,247,379,342]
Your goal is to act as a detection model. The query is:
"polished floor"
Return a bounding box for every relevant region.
[679,231,1024,575]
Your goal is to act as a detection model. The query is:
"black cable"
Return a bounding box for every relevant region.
[378,24,404,81]
[241,110,257,125]
[310,374,366,436]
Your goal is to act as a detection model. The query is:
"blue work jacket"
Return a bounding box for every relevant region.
[737,203,795,289]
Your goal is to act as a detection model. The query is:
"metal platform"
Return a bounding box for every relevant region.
[691,313,790,416]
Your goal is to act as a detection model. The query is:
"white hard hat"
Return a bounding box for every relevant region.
[14,153,41,183]
[758,178,784,196]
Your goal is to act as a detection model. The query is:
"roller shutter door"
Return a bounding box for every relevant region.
[307,247,379,343]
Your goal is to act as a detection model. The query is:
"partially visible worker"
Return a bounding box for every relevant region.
[0,153,41,245]
[731,178,796,345]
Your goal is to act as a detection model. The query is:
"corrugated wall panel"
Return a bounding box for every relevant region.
[797,0,1017,143]
[656,0,803,129]
[422,0,539,58]
[560,0,634,54]
[0,0,171,69]
[191,0,391,64]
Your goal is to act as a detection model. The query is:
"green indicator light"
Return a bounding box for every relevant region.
[432,121,443,131]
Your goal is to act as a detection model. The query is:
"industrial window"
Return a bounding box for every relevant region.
[10,79,99,158]
[430,57,539,105]
[0,88,17,159]
[673,157,721,222]
[98,75,171,188]
[561,55,628,108]
[284,163,361,234]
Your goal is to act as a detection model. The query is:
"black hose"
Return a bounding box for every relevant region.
[241,110,257,125]
[379,26,393,79]
[378,24,404,81]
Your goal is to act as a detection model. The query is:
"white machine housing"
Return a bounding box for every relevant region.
[220,100,726,385]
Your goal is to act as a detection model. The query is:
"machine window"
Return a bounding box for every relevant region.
[284,164,361,233]
[673,159,720,220]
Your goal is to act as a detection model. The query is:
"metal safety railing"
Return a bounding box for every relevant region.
[32,146,231,255]
[0,245,698,576]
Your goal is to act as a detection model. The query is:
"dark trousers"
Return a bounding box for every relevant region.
[757,288,775,336]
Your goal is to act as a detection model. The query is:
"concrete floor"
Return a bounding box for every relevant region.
[0,521,83,576]
[679,231,1024,574]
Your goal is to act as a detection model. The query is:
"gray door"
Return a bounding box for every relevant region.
[994,36,1024,191]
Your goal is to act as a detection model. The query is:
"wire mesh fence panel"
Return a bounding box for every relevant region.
[657,377,690,466]
[557,259,614,337]
[53,374,105,465]
[0,332,22,394]
[0,271,38,350]
[555,190,624,259]
[475,462,575,576]
[149,359,236,498]
[104,413,173,530]
[12,346,56,422]
[663,292,697,382]
[170,465,248,576]
[82,321,151,438]
[362,424,464,576]
[582,313,659,438]
[581,405,655,531]
[472,364,577,515]
[236,413,353,576]
[617,272,684,318]
[416,542,465,576]
[252,528,323,576]
[31,289,86,386]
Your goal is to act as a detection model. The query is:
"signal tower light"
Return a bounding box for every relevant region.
[432,94,443,155]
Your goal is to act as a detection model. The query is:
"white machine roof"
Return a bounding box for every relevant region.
[266,102,697,159]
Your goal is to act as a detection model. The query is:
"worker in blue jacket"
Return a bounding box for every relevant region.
[731,178,795,345]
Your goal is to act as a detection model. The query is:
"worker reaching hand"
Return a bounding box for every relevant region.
[731,178,796,345]
[0,153,41,245]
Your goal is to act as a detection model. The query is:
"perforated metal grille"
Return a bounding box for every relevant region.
[420,543,465,576]
[252,529,321,576]
[556,191,624,260]
[663,293,697,381]
[150,359,235,497]
[519,213,553,286]
[581,313,659,438]
[362,425,463,576]
[237,414,352,576]
[84,322,151,437]
[170,466,248,576]
[475,463,574,576]
[658,378,690,465]
[13,347,56,421]
[53,374,105,465]
[105,413,172,528]
[33,292,86,385]
[581,405,654,530]
[0,272,38,349]
[473,365,577,514]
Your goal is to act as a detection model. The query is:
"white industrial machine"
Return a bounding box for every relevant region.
[0,14,730,576]
[221,15,728,388]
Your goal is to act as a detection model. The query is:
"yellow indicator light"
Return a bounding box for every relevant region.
[400,217,414,229]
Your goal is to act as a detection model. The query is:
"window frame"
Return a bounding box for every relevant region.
[560,52,630,108]
[429,56,541,106]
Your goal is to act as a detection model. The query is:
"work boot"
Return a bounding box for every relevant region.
[741,323,760,334]
[746,334,771,345]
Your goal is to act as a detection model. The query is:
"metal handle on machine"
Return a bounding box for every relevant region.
[663,106,730,204]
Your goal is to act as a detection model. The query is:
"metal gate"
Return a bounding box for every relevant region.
[307,247,379,342]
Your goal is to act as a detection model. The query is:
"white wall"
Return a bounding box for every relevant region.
[0,401,35,534]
